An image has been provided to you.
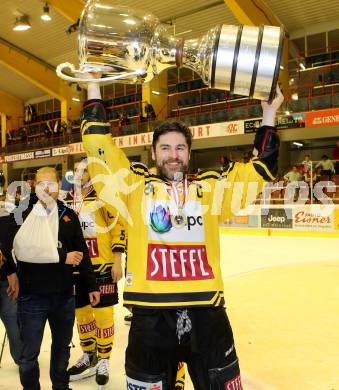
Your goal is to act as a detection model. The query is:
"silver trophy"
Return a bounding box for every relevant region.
[56,0,284,101]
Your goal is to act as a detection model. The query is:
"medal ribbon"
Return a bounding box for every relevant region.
[170,177,189,214]
[73,184,93,215]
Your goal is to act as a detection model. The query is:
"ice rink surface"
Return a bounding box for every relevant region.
[1,232,338,389]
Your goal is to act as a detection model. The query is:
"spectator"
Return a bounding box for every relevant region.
[19,127,28,143]
[13,166,100,390]
[314,166,323,184]
[145,103,156,120]
[284,165,301,183]
[118,112,129,127]
[284,166,301,202]
[315,155,335,178]
[0,198,22,365]
[6,130,13,145]
[241,151,252,164]
[301,155,313,193]
[333,140,339,174]
[301,154,312,173]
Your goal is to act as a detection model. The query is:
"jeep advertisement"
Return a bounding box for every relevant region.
[261,208,293,229]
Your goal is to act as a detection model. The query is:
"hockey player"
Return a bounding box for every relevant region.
[66,159,125,386]
[81,75,283,389]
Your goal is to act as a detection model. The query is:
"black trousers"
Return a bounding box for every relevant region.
[126,307,242,390]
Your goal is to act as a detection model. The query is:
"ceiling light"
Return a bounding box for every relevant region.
[72,97,80,102]
[291,92,299,100]
[299,63,306,70]
[280,65,284,70]
[41,3,52,21]
[151,90,160,95]
[293,141,303,147]
[285,110,290,115]
[13,14,31,31]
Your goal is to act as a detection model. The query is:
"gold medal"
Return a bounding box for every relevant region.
[169,177,189,229]
[171,208,187,228]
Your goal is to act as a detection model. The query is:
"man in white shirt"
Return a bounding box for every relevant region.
[315,155,335,178]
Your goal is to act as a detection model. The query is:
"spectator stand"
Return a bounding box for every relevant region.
[263,161,339,205]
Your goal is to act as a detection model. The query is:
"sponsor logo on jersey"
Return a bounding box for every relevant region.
[99,284,115,295]
[79,320,96,334]
[148,201,205,243]
[79,212,97,236]
[224,375,243,390]
[150,205,172,233]
[149,204,204,234]
[103,325,114,338]
[85,238,99,258]
[147,244,213,281]
[126,377,162,390]
[81,220,95,229]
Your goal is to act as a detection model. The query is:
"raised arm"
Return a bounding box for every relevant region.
[216,86,284,221]
[252,85,284,180]
[80,75,143,225]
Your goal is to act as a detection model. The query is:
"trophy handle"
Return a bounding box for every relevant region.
[56,62,141,83]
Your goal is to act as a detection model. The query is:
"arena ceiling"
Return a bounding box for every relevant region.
[0,0,338,101]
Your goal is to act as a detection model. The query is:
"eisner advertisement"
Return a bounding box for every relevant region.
[293,207,333,231]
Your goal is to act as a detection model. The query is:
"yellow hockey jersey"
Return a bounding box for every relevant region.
[81,99,277,308]
[65,188,125,274]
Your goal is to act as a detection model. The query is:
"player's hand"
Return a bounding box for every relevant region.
[89,291,100,306]
[76,72,102,99]
[111,260,123,283]
[7,273,19,300]
[65,251,83,266]
[261,84,284,127]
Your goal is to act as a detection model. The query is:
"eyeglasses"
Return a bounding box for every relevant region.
[36,181,59,191]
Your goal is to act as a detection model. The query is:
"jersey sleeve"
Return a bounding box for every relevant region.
[81,99,144,226]
[101,208,126,253]
[213,125,279,221]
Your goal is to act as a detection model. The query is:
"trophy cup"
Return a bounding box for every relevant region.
[56,0,284,101]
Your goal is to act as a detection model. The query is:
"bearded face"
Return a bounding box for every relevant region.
[152,132,190,181]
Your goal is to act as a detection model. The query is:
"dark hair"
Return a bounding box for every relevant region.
[321,154,329,159]
[73,157,87,166]
[152,120,192,151]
